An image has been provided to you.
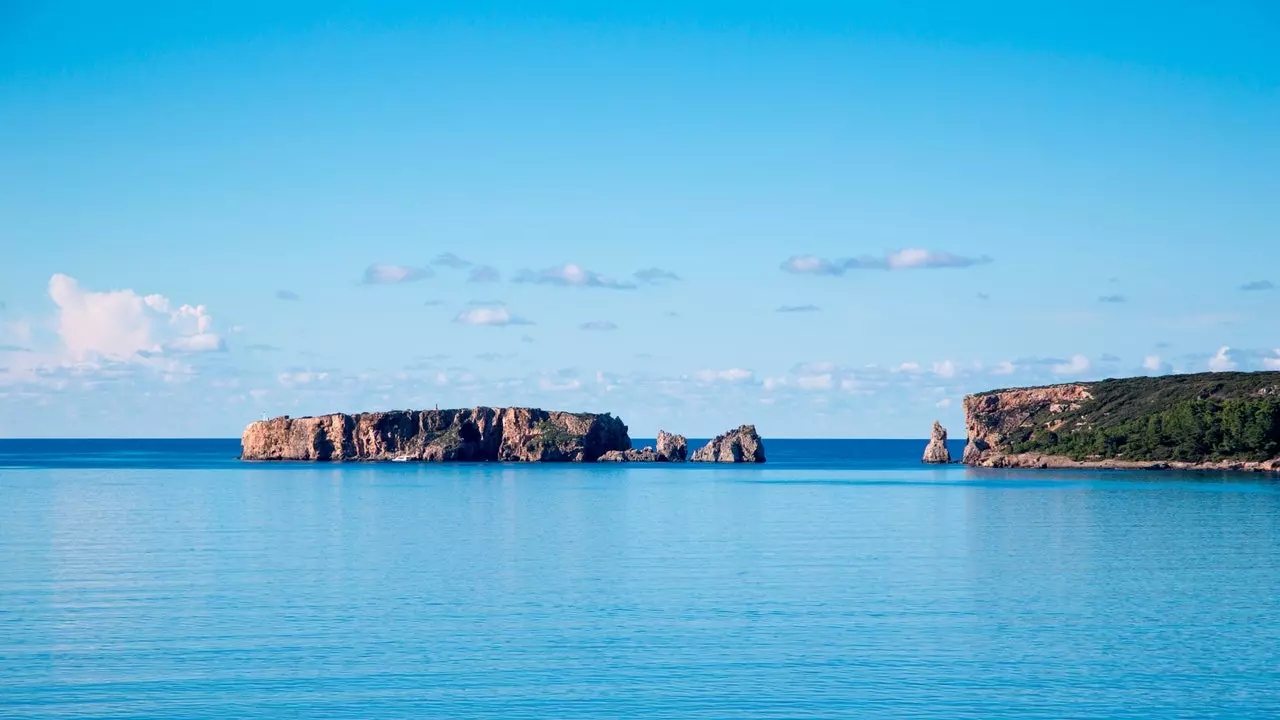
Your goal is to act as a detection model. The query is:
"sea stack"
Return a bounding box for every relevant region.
[691,425,766,463]
[656,430,688,462]
[922,420,951,464]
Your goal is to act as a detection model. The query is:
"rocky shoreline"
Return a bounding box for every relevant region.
[240,408,765,464]
[962,451,1280,473]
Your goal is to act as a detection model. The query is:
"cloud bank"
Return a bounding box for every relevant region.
[513,263,637,289]
[362,264,432,285]
[782,249,991,275]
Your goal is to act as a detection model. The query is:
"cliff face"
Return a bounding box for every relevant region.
[241,407,631,462]
[962,384,1092,466]
[962,372,1280,471]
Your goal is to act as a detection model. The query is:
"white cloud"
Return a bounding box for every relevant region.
[1208,346,1237,372]
[1051,355,1090,375]
[169,333,225,353]
[796,373,833,390]
[782,249,991,275]
[1142,355,1171,374]
[892,362,922,374]
[991,361,1016,375]
[1263,350,1280,371]
[277,371,329,386]
[362,264,432,285]
[579,320,618,331]
[695,368,753,383]
[513,263,636,289]
[936,398,952,409]
[454,307,533,326]
[538,377,582,391]
[932,360,956,379]
[780,255,843,275]
[886,248,989,270]
[47,274,225,360]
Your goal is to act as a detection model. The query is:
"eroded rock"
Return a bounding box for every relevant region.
[656,430,688,462]
[922,420,951,464]
[691,425,765,463]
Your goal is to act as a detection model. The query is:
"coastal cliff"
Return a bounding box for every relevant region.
[241,408,630,462]
[962,372,1280,472]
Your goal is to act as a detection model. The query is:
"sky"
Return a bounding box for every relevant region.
[1,1,1278,438]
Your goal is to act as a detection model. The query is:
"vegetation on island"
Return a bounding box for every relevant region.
[526,418,584,454]
[998,372,1280,463]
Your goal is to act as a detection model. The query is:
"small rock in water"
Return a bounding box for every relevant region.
[922,420,951,464]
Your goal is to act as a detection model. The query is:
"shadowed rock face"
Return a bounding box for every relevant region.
[691,425,765,463]
[241,408,630,462]
[656,430,688,462]
[922,420,951,464]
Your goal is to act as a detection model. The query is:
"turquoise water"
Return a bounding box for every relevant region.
[2,439,1279,718]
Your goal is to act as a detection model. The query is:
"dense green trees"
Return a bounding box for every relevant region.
[1012,396,1280,462]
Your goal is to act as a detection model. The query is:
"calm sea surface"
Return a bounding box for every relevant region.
[2,438,1279,719]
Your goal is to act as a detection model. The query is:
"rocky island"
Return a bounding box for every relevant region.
[240,407,765,464]
[960,371,1280,472]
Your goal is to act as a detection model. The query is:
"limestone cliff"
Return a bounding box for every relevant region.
[241,407,631,462]
[962,372,1280,472]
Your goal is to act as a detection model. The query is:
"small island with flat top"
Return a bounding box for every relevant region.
[958,371,1280,472]
[240,407,765,464]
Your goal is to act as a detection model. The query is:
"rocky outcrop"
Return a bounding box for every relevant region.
[656,430,688,462]
[599,447,659,462]
[241,408,631,462]
[922,421,951,464]
[962,384,1092,467]
[691,425,766,463]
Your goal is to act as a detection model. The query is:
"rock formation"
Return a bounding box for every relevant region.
[922,420,951,464]
[242,409,766,464]
[656,430,688,462]
[691,425,766,463]
[241,408,631,462]
[962,384,1092,466]
[599,447,659,462]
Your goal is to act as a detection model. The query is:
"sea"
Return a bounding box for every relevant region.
[1,438,1278,719]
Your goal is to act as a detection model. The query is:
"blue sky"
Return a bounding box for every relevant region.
[1,1,1277,438]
